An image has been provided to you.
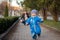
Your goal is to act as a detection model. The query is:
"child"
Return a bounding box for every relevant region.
[26,9,42,40]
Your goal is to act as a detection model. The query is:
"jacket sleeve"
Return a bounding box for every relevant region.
[37,17,42,23]
[26,18,30,25]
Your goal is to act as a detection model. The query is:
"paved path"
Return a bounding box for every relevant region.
[3,22,60,40]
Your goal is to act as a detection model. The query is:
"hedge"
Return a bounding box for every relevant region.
[0,16,19,34]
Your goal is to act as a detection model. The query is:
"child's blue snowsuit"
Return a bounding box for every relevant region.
[26,16,42,38]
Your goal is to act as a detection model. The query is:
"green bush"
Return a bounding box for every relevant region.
[0,16,19,34]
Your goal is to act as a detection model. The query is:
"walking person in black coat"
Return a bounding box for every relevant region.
[20,11,30,25]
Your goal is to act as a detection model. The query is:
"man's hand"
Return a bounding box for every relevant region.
[20,20,23,23]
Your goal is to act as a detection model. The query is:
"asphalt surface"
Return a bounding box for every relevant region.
[3,22,60,40]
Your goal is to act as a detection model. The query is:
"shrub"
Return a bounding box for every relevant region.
[0,16,19,34]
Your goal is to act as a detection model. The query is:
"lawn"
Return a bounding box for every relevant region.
[44,20,60,30]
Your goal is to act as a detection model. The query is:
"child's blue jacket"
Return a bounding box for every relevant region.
[26,16,42,34]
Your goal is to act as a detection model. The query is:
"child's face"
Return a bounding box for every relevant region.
[31,13,36,16]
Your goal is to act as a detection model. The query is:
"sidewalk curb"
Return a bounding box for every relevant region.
[0,18,20,40]
[41,23,60,33]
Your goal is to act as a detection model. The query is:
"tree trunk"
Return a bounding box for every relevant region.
[52,0,58,22]
[53,11,58,22]
[52,6,58,22]
[42,8,47,20]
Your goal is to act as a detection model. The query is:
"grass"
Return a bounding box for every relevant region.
[44,20,60,30]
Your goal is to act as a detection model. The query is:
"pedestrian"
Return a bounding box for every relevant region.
[26,9,42,40]
[20,11,30,25]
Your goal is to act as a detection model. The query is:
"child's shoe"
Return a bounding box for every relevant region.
[38,34,41,37]
[32,34,37,40]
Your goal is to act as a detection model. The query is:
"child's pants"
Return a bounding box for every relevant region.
[30,26,41,39]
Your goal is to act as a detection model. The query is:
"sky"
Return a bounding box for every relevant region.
[11,0,23,7]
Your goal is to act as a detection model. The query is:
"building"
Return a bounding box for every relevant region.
[0,0,23,18]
